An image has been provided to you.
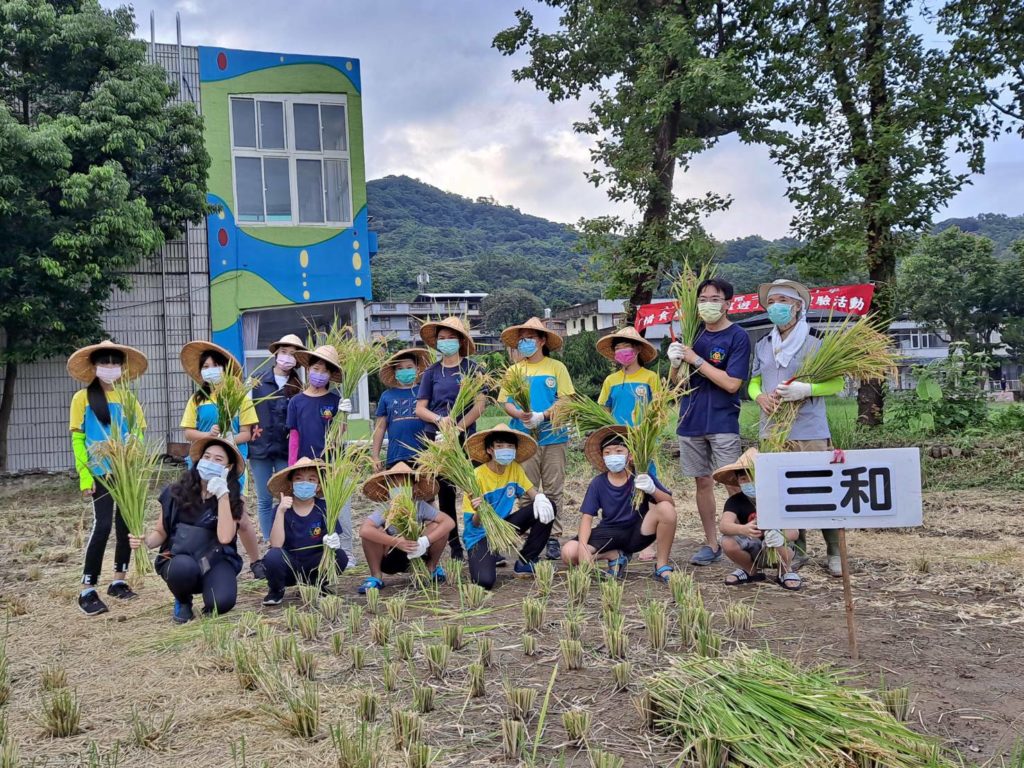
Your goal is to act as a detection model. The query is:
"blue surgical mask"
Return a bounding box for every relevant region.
[196,459,225,481]
[740,482,756,499]
[493,448,516,466]
[604,454,628,473]
[201,366,223,385]
[767,303,793,326]
[436,339,461,357]
[293,481,318,500]
[395,368,417,386]
[517,338,538,357]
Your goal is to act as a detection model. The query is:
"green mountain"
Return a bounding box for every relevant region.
[932,213,1024,258]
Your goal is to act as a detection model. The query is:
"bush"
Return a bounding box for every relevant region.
[886,349,989,434]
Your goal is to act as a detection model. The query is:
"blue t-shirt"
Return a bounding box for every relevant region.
[417,358,481,438]
[580,473,671,528]
[375,387,427,465]
[676,324,751,437]
[286,391,341,459]
[281,498,338,567]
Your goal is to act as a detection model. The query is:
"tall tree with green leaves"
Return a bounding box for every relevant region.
[750,0,991,423]
[493,1,755,319]
[0,0,210,469]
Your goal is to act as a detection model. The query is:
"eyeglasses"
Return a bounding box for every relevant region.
[698,296,728,304]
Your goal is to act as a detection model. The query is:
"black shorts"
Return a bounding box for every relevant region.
[577,523,655,556]
[380,547,427,575]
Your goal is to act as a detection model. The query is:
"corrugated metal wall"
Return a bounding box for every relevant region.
[0,43,210,473]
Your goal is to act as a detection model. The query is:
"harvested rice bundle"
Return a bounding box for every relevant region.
[317,425,373,582]
[550,394,616,437]
[671,259,718,387]
[624,385,675,506]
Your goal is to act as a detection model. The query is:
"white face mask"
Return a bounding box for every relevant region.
[604,454,628,473]
[95,365,122,384]
[201,366,223,385]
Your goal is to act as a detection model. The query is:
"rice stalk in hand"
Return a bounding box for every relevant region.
[208,369,260,436]
[725,603,753,632]
[467,662,486,698]
[590,749,626,768]
[549,394,616,436]
[370,615,393,646]
[390,710,424,751]
[356,690,378,722]
[624,385,675,504]
[640,599,668,651]
[522,596,546,632]
[425,643,449,679]
[559,638,584,670]
[448,368,493,429]
[442,623,464,651]
[501,718,526,759]
[533,560,554,597]
[504,683,537,721]
[477,636,493,667]
[386,594,408,623]
[500,363,537,437]
[521,634,537,656]
[459,582,489,610]
[413,685,434,714]
[333,326,391,402]
[384,483,423,544]
[611,661,632,690]
[396,631,415,661]
[405,742,442,768]
[39,687,81,737]
[330,722,384,768]
[670,258,718,389]
[348,604,364,635]
[562,709,592,745]
[317,439,373,582]
[350,645,366,671]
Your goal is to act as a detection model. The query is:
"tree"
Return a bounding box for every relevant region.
[480,288,545,334]
[750,0,991,424]
[493,1,755,320]
[0,0,210,469]
[559,330,612,400]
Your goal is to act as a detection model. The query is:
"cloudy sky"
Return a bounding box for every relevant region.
[107,0,1024,240]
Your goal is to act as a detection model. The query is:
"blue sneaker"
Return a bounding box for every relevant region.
[689,544,723,567]
[513,560,536,577]
[357,576,384,595]
[545,538,561,560]
[431,565,447,584]
[172,599,194,624]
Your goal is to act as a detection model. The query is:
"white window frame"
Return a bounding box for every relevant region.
[228,93,353,228]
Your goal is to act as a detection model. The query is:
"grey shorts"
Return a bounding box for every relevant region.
[727,534,764,560]
[678,433,742,478]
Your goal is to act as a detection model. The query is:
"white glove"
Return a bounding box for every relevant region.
[634,473,656,495]
[407,535,430,560]
[206,475,229,499]
[434,430,445,443]
[323,532,342,550]
[339,398,353,414]
[526,411,546,429]
[776,381,812,402]
[764,529,785,548]
[533,493,555,524]
[667,342,685,368]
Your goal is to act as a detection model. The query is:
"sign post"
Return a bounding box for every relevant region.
[754,447,923,659]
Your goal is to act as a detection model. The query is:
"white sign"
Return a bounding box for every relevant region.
[754,448,923,530]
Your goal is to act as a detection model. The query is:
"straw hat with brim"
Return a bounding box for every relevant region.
[180,341,242,385]
[758,279,812,312]
[420,317,476,356]
[595,327,658,365]
[188,436,246,477]
[500,316,563,353]
[465,423,538,465]
[67,340,148,384]
[269,334,308,355]
[583,425,630,472]
[362,461,439,503]
[712,448,760,486]
[379,348,433,389]
[266,457,326,497]
[296,345,343,383]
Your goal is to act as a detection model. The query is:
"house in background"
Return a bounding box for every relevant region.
[367,291,498,350]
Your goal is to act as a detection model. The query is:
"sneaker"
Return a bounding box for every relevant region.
[826,555,843,578]
[262,589,285,606]
[689,544,723,566]
[78,589,109,617]
[513,560,535,577]
[249,559,267,580]
[494,554,508,568]
[431,565,447,584]
[106,580,138,601]
[172,599,194,624]
[357,576,384,595]
[545,537,561,560]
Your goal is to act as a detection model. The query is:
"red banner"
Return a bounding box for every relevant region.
[634,284,875,332]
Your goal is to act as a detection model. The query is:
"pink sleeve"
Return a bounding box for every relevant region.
[288,430,300,465]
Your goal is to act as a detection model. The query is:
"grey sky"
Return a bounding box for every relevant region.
[111,0,1023,240]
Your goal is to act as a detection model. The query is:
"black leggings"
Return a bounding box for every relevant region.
[437,477,463,557]
[467,504,552,590]
[82,485,130,587]
[160,555,239,615]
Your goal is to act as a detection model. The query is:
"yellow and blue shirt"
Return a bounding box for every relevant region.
[180,395,258,462]
[499,357,575,446]
[69,389,146,477]
[461,462,533,551]
[597,368,660,426]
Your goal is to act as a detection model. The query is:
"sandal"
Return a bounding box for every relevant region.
[603,553,629,580]
[357,576,384,595]
[652,564,675,583]
[724,568,766,586]
[777,571,803,591]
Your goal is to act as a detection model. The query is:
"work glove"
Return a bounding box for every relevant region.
[533,493,555,524]
[667,342,686,368]
[323,532,342,550]
[776,381,812,402]
[206,475,229,499]
[764,529,785,548]
[408,535,430,560]
[434,430,445,444]
[634,473,656,495]
[526,411,546,429]
[339,398,353,414]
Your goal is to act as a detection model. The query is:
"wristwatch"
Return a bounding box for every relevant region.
[691,356,706,368]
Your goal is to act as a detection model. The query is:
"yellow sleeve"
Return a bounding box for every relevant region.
[496,362,517,403]
[133,398,147,431]
[240,395,258,426]
[180,398,198,429]
[597,374,612,407]
[69,390,87,431]
[515,463,534,494]
[648,370,662,392]
[555,360,576,397]
[461,491,474,515]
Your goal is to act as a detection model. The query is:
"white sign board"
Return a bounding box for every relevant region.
[754,448,922,530]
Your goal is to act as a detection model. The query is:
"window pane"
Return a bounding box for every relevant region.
[231,99,256,148]
[321,104,347,151]
[258,100,285,149]
[297,159,324,223]
[324,159,350,223]
[294,103,321,151]
[263,157,291,221]
[235,157,264,222]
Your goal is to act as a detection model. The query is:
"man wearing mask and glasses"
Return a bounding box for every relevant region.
[668,278,751,567]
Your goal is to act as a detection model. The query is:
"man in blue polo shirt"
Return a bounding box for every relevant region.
[669,277,751,566]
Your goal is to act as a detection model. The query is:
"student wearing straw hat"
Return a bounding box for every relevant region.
[260,457,348,605]
[129,436,247,623]
[497,316,575,561]
[178,340,264,578]
[748,278,846,576]
[596,327,661,426]
[462,425,555,589]
[371,348,432,472]
[712,449,802,590]
[356,462,455,593]
[415,316,487,561]
[68,340,149,616]
[250,334,307,540]
[561,426,678,582]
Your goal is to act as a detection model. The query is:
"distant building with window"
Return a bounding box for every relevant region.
[367,291,499,350]
[553,299,674,342]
